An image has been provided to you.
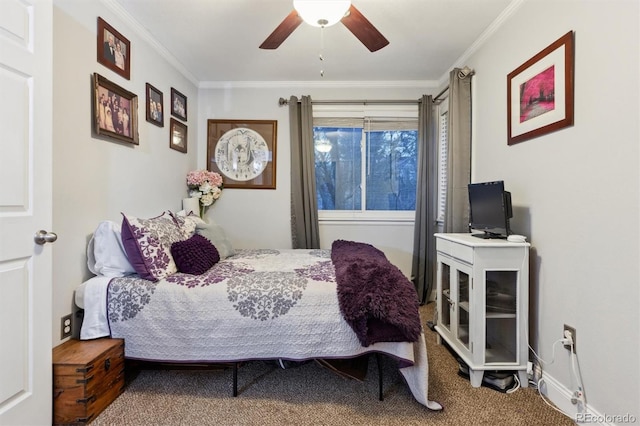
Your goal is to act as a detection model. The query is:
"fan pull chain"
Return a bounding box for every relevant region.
[319,26,325,77]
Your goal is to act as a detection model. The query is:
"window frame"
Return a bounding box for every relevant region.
[313,104,419,222]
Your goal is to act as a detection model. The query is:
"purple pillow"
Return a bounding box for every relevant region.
[171,234,220,275]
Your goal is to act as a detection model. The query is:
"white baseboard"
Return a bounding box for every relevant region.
[537,371,617,425]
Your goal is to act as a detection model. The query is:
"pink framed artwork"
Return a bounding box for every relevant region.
[507,31,574,145]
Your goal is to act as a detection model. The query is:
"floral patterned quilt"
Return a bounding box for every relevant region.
[106,248,441,410]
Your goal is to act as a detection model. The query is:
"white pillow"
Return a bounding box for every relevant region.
[196,220,235,260]
[173,210,234,259]
[87,221,136,277]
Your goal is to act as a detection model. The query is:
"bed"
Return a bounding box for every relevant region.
[77,213,442,411]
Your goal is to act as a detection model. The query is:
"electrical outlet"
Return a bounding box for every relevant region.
[61,314,72,339]
[563,324,576,353]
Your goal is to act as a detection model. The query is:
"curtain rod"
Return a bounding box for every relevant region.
[278,98,421,106]
[277,88,449,107]
[433,86,449,102]
[278,66,474,107]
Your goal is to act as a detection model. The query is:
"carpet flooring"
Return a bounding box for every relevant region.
[92,303,575,425]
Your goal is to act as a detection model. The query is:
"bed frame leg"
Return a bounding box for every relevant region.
[232,363,238,397]
[375,353,383,401]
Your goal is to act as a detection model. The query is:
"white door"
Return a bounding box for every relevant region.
[0,0,53,425]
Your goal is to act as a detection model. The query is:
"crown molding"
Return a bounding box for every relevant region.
[438,0,526,87]
[198,80,439,90]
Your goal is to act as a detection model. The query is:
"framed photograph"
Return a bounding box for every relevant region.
[145,83,164,127]
[97,17,131,80]
[93,73,138,145]
[170,118,187,153]
[170,88,187,121]
[207,119,277,189]
[507,31,574,145]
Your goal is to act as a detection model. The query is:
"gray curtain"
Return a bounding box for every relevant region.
[444,67,473,233]
[411,95,437,304]
[289,95,320,249]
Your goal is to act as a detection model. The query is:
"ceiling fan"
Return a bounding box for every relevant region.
[259,0,389,52]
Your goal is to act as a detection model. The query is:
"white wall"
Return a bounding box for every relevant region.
[467,0,639,420]
[52,0,198,345]
[197,84,436,275]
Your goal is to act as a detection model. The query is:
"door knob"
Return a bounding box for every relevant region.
[34,230,57,245]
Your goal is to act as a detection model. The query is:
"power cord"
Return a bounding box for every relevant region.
[524,261,586,417]
[506,373,520,394]
[529,336,586,420]
[528,338,566,367]
[569,343,586,408]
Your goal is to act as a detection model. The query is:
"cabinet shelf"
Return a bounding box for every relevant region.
[485,312,516,319]
[485,340,517,364]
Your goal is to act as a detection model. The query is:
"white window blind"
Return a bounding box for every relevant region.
[313,117,418,131]
[436,107,449,222]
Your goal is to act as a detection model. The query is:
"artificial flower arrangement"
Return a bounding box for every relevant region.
[186,169,223,216]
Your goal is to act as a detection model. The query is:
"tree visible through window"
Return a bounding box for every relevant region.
[314,120,418,213]
[365,129,417,210]
[314,127,362,210]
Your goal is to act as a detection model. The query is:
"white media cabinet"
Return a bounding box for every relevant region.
[434,233,530,388]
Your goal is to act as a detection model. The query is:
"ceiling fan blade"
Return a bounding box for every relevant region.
[341,5,389,52]
[259,10,303,49]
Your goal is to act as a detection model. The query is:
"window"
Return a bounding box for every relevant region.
[314,126,363,210]
[313,105,419,220]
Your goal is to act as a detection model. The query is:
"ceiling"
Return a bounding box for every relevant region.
[112,0,516,84]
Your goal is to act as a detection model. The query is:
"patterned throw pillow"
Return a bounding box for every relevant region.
[121,212,185,281]
[170,234,220,275]
[170,210,203,239]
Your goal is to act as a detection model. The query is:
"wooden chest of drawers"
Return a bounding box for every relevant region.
[53,338,125,425]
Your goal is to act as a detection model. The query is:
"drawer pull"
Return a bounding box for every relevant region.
[76,414,95,423]
[76,394,96,404]
[105,358,111,371]
[76,364,94,374]
[76,374,94,385]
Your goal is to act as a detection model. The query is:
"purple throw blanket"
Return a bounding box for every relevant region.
[331,240,421,347]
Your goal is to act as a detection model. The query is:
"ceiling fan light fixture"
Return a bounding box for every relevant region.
[293,0,351,27]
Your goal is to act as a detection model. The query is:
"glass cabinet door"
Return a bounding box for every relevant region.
[456,268,471,351]
[485,270,518,364]
[438,262,451,332]
[437,257,472,354]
